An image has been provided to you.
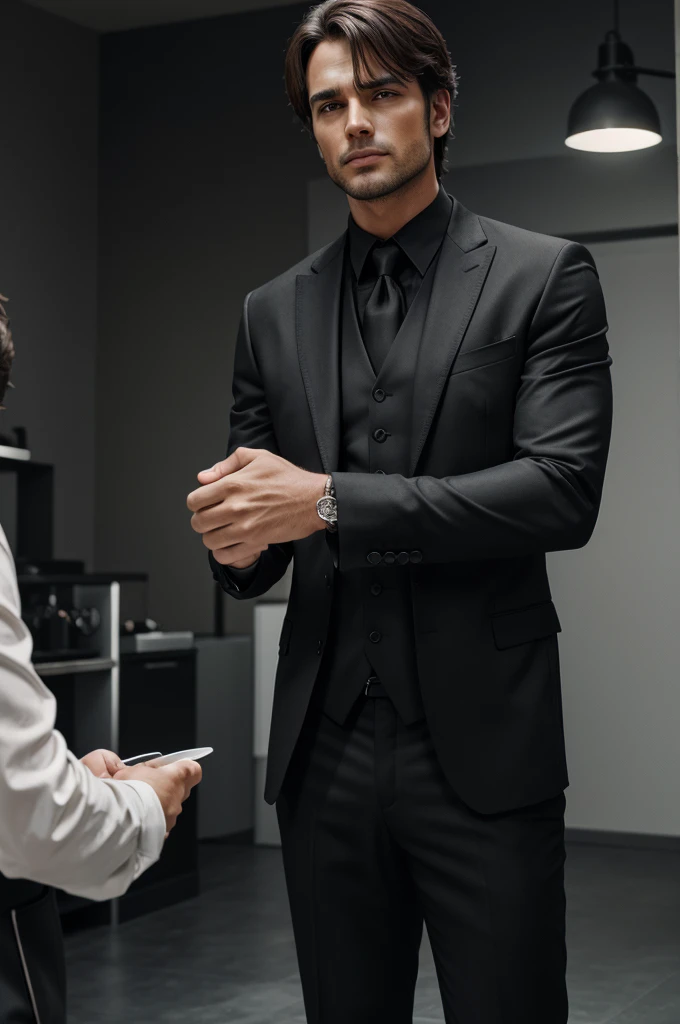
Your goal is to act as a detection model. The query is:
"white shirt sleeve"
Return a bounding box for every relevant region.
[0,524,166,901]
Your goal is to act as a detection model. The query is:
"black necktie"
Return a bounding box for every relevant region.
[361,239,406,376]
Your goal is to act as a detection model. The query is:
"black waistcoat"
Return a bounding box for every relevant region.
[312,239,441,725]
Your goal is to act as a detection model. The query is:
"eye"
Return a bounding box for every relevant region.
[318,91,398,114]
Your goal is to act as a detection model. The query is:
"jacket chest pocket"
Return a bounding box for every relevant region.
[490,599,561,649]
[449,335,517,376]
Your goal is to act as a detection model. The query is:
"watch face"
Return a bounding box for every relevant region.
[317,495,337,521]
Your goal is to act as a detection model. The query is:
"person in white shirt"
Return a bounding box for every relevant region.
[0,294,202,1023]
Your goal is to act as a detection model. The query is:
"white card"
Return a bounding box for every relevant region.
[145,746,214,766]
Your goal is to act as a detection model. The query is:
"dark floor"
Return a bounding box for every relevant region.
[64,840,680,1023]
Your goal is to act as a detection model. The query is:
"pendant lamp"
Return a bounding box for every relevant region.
[565,0,675,153]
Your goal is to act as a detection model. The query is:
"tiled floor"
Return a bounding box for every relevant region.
[64,840,680,1023]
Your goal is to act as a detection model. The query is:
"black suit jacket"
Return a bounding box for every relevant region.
[210,193,613,814]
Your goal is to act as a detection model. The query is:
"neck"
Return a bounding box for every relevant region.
[347,164,440,239]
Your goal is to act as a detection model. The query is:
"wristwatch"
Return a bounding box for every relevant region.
[316,474,337,532]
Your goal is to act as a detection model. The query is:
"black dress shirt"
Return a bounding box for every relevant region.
[223,184,452,590]
[348,182,452,323]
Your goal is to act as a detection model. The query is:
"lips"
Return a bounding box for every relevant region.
[346,150,386,164]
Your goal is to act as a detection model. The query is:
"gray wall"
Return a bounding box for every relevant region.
[0,0,98,566]
[96,7,320,634]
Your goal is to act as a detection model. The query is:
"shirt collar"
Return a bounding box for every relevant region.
[347,182,452,280]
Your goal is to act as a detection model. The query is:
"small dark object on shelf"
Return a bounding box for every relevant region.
[121,617,159,636]
[0,425,27,448]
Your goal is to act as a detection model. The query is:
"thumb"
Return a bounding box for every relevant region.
[197,447,256,483]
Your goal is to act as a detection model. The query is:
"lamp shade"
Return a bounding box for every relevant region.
[566,79,662,151]
[566,29,664,153]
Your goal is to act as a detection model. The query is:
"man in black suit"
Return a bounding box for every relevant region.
[188,1,613,1020]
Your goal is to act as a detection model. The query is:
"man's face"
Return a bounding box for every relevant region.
[306,37,439,201]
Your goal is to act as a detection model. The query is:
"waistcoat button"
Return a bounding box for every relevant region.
[373,388,386,402]
[370,583,382,596]
[369,630,382,643]
[374,469,385,474]
[373,428,387,442]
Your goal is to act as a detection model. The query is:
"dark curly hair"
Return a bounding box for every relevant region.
[0,295,15,411]
[284,0,459,178]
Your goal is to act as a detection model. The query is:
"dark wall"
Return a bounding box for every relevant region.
[96,8,320,632]
[0,0,98,565]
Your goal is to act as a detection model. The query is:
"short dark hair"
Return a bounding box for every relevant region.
[284,0,458,179]
[0,295,14,411]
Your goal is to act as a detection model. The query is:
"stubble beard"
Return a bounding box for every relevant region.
[326,127,433,203]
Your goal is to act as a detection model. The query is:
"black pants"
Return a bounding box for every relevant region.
[0,880,66,1024]
[276,691,568,1024]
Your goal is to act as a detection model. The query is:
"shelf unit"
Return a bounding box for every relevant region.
[4,451,200,927]
[20,573,199,931]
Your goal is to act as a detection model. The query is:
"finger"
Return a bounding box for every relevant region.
[164,760,202,799]
[187,477,233,515]
[196,450,242,485]
[180,759,203,790]
[101,750,125,774]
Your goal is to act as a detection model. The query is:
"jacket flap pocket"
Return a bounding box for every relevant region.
[450,335,516,376]
[490,599,561,650]
[278,617,293,655]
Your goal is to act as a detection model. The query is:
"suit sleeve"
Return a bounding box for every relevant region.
[328,242,613,572]
[214,557,261,593]
[209,291,293,599]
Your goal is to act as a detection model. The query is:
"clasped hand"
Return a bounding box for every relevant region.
[186,447,327,569]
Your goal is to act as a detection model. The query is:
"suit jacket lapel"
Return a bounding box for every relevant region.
[295,196,496,479]
[409,198,496,476]
[296,234,345,475]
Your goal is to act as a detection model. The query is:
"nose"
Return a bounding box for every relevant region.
[345,98,373,138]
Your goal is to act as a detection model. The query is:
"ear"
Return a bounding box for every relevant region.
[431,88,451,138]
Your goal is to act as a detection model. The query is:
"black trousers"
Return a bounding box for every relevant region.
[276,689,568,1024]
[0,880,66,1024]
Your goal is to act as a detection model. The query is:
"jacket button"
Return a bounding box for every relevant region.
[367,551,382,565]
[370,583,382,596]
[409,550,423,563]
[373,428,387,442]
[383,551,395,565]
[374,469,385,474]
[316,640,323,654]
[369,630,382,643]
[373,388,386,402]
[396,551,409,565]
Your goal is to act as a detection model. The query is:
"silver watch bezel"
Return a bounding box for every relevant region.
[316,494,337,525]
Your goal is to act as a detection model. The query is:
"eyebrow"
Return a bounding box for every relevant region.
[309,74,405,109]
